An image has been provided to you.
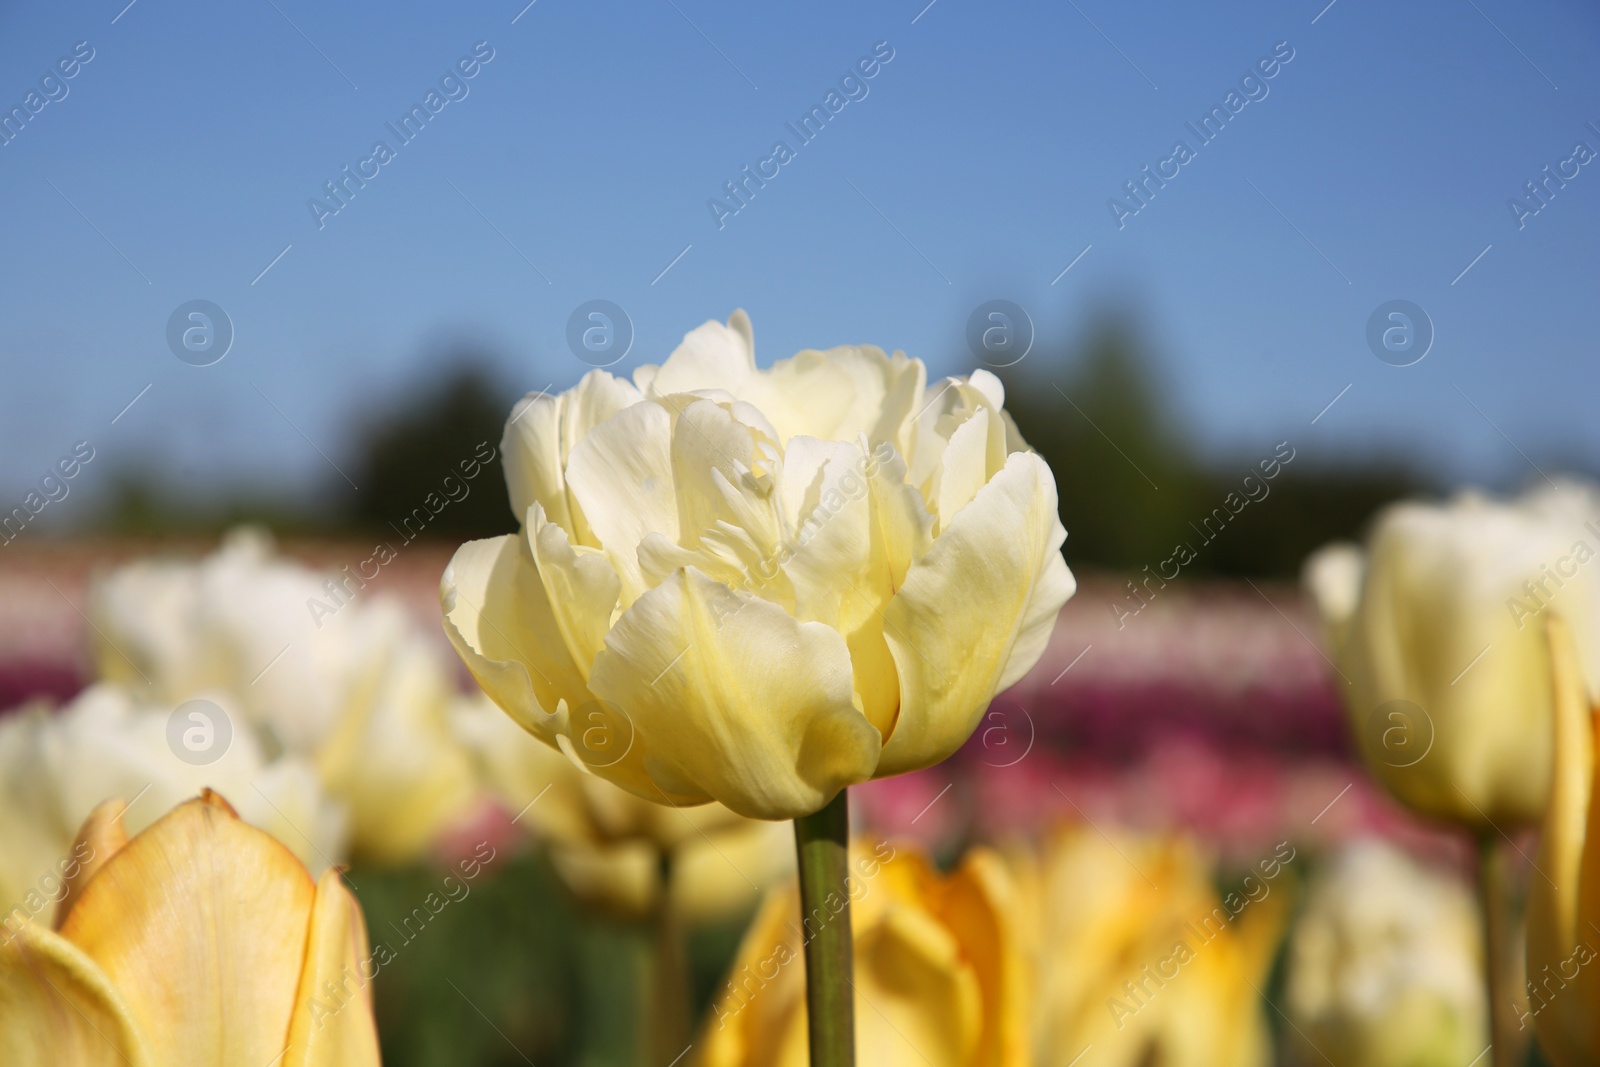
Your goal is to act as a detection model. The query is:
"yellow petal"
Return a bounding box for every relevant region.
[1527,613,1600,1065]
[854,901,983,1067]
[564,398,682,605]
[501,369,642,544]
[57,791,317,1067]
[736,344,924,450]
[0,912,153,1067]
[54,798,129,929]
[282,868,382,1067]
[877,452,1073,777]
[779,438,898,739]
[589,567,880,819]
[529,503,623,681]
[314,640,478,865]
[638,312,757,398]
[441,533,589,743]
[930,849,1030,1067]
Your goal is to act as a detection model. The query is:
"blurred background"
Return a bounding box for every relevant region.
[2,0,1598,1064]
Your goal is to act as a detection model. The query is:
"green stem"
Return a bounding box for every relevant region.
[645,852,692,1067]
[1476,834,1523,1067]
[793,789,855,1067]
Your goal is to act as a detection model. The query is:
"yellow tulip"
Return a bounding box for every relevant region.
[1015,825,1287,1067]
[1525,614,1600,1065]
[457,696,793,920]
[442,311,1075,819]
[0,790,380,1066]
[697,840,1028,1067]
[1304,484,1600,828]
[1283,839,1487,1067]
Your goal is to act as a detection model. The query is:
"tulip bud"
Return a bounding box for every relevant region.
[1284,839,1487,1067]
[0,791,381,1065]
[1304,483,1600,829]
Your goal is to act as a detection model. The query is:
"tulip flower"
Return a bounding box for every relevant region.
[1525,614,1600,1066]
[1304,482,1600,829]
[0,790,381,1066]
[697,840,1029,1067]
[1284,839,1487,1067]
[441,311,1074,821]
[1012,824,1287,1067]
[0,684,345,905]
[90,529,481,863]
[1306,483,1600,1067]
[457,696,792,921]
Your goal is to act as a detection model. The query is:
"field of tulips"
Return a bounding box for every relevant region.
[7,334,1597,1066]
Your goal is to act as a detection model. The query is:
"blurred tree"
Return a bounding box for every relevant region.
[1000,312,1423,578]
[347,359,518,540]
[1000,315,1209,572]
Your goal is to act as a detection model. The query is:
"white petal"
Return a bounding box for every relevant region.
[588,568,880,819]
[637,313,756,398]
[565,400,680,605]
[877,452,1073,777]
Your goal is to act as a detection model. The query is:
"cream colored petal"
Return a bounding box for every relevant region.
[639,312,756,397]
[501,370,642,542]
[314,640,477,865]
[737,345,920,448]
[669,397,783,577]
[440,534,588,743]
[1358,502,1564,825]
[0,912,153,1067]
[932,407,992,533]
[966,368,1005,410]
[529,503,623,680]
[565,399,681,605]
[877,452,1073,777]
[588,567,880,820]
[282,868,382,1067]
[779,438,899,739]
[58,792,317,1067]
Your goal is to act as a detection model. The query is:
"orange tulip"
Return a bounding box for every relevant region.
[0,790,381,1066]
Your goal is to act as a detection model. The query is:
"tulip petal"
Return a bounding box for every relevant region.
[639,312,756,397]
[856,902,983,1067]
[529,504,622,680]
[565,399,681,605]
[441,534,588,743]
[282,868,382,1067]
[779,438,899,739]
[55,798,129,929]
[737,345,924,450]
[877,452,1074,777]
[931,849,1031,1067]
[501,370,642,543]
[57,792,317,1067]
[0,913,152,1067]
[589,567,880,819]
[1527,615,1600,1065]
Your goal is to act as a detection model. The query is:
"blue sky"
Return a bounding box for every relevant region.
[1,0,1597,519]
